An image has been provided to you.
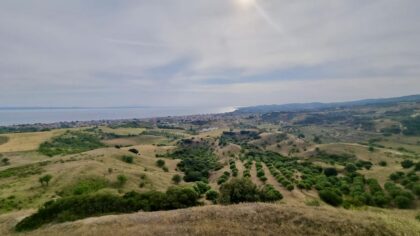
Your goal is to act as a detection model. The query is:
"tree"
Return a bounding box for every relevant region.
[219,178,260,204]
[394,195,411,209]
[165,186,199,209]
[156,159,165,167]
[324,168,337,177]
[319,189,342,206]
[39,174,52,187]
[206,190,219,203]
[172,174,182,185]
[193,181,211,195]
[117,174,127,187]
[401,160,414,169]
[259,184,283,202]
[345,163,357,173]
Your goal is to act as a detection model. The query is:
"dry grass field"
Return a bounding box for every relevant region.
[1,203,419,236]
[0,130,66,153]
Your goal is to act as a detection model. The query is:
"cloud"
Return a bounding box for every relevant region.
[0,0,419,107]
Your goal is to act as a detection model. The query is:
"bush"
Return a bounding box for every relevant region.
[345,163,357,173]
[1,158,10,166]
[319,189,343,206]
[121,155,134,164]
[38,131,104,157]
[61,177,109,196]
[394,195,411,209]
[193,181,211,195]
[162,166,169,172]
[205,190,219,203]
[324,168,337,177]
[379,161,387,167]
[401,160,414,169]
[15,186,200,232]
[259,185,283,202]
[217,172,231,185]
[184,171,204,182]
[412,183,420,196]
[39,174,52,187]
[156,159,165,167]
[172,174,182,184]
[219,178,260,204]
[117,175,127,187]
[128,148,139,154]
[165,186,199,209]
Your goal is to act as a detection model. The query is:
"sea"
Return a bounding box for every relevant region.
[0,106,237,126]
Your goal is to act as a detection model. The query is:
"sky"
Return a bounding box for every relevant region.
[1,0,420,108]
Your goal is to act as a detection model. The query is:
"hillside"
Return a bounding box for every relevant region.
[1,203,419,236]
[236,94,420,113]
[0,98,419,235]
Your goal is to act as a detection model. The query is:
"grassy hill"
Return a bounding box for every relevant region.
[0,99,419,235]
[1,203,419,236]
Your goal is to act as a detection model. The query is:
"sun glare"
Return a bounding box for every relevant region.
[235,0,256,9]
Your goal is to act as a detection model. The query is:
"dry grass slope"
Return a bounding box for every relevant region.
[2,203,414,236]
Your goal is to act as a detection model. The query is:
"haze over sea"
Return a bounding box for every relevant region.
[0,106,236,126]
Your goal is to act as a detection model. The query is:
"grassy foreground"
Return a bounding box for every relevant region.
[1,203,419,236]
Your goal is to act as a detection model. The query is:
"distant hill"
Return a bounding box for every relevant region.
[235,94,420,113]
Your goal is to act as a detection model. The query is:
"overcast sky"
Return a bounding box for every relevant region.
[1,0,419,107]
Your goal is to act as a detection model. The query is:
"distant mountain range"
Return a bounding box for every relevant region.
[235,94,420,113]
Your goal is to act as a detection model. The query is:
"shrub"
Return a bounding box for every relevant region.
[205,190,219,203]
[117,175,127,187]
[389,171,404,181]
[324,168,337,177]
[217,172,231,185]
[184,171,204,182]
[305,199,320,206]
[286,184,294,191]
[259,185,283,202]
[1,158,10,166]
[193,181,211,195]
[172,174,182,184]
[38,131,104,157]
[15,186,200,232]
[345,163,357,173]
[39,174,52,187]
[401,160,414,169]
[219,178,260,204]
[162,166,169,172]
[61,177,109,196]
[128,148,139,154]
[156,159,165,167]
[319,189,343,206]
[165,186,199,209]
[379,161,387,167]
[121,155,134,164]
[394,195,411,209]
[412,183,420,196]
